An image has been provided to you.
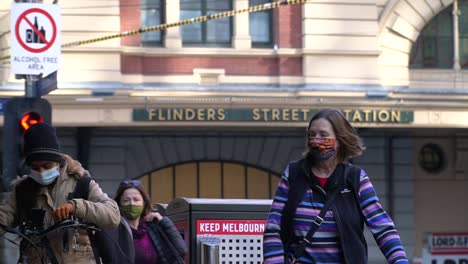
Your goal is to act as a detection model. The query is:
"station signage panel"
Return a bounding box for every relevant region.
[133,108,414,124]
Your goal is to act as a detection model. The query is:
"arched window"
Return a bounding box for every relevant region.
[136,161,281,204]
[461,0,468,67]
[410,1,468,69]
[409,6,453,68]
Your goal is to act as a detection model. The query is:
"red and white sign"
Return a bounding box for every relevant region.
[197,219,266,235]
[10,3,60,76]
[423,232,468,264]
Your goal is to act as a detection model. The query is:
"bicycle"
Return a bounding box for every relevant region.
[0,209,101,264]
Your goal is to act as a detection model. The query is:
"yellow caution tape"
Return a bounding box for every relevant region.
[1,0,306,62]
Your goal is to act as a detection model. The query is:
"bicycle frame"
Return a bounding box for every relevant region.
[0,215,100,264]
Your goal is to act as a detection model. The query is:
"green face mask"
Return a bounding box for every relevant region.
[122,205,144,220]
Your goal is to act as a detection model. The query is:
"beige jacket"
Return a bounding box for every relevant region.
[0,155,120,264]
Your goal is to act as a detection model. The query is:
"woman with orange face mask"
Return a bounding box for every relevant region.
[263,109,409,264]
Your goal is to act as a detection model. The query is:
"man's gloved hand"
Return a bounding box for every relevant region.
[54,202,74,221]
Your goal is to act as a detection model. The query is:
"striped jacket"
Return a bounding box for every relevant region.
[263,160,409,264]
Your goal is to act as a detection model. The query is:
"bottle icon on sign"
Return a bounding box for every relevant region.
[25,28,33,43]
[25,16,46,44]
[39,27,46,44]
[33,17,39,43]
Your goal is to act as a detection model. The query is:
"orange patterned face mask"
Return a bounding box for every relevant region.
[309,138,337,160]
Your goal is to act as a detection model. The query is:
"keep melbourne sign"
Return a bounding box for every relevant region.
[197,220,265,235]
[10,3,61,76]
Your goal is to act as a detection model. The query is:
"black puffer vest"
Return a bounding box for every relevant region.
[281,159,367,263]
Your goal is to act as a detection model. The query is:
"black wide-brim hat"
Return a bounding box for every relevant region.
[23,123,63,165]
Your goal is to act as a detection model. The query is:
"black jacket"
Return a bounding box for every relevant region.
[97,214,135,264]
[146,217,187,263]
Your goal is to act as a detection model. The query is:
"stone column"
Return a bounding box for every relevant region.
[233,0,252,49]
[165,0,182,48]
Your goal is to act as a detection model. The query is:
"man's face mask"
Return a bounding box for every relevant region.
[122,205,144,220]
[308,138,337,161]
[29,166,60,185]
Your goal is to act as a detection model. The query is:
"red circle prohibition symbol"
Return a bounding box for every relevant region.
[15,8,57,53]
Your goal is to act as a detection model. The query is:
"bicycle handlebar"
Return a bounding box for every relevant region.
[38,215,101,238]
[0,222,39,249]
[0,215,101,248]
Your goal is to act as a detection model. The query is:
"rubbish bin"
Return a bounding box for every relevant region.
[166,198,272,264]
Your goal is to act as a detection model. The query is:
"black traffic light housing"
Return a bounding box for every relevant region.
[2,98,51,191]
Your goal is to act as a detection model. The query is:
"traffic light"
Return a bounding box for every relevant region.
[2,98,51,191]
[20,112,45,132]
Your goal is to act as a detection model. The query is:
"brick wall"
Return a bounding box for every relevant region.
[120,2,303,77]
[121,55,302,76]
[120,0,141,46]
[276,4,302,49]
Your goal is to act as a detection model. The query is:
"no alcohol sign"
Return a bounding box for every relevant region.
[10,3,61,76]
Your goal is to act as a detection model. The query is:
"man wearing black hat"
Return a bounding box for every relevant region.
[0,123,120,263]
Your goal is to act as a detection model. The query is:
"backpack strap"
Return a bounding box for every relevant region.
[280,160,309,247]
[68,175,92,200]
[290,181,343,263]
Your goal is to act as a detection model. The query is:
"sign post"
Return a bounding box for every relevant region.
[1,1,58,261]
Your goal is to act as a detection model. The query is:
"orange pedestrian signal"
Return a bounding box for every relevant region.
[20,112,44,131]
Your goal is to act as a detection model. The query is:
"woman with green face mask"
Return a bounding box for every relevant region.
[114,180,187,263]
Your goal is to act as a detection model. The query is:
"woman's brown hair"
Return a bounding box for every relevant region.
[114,180,153,217]
[304,108,366,162]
